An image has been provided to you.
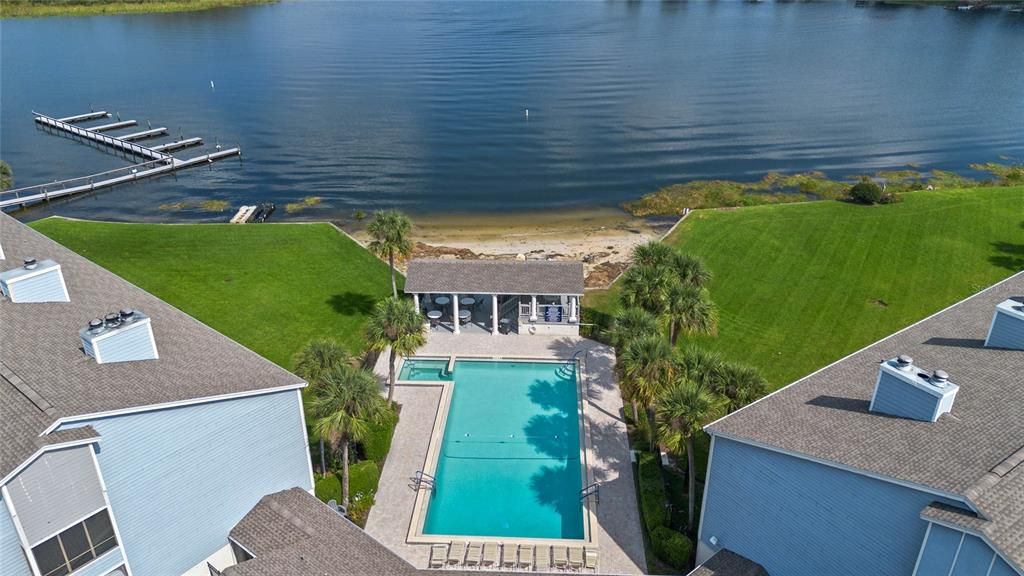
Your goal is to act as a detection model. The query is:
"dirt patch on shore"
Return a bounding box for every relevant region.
[347,208,675,289]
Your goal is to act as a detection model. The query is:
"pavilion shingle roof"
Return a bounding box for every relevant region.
[404,259,584,296]
[0,214,303,480]
[707,270,1024,572]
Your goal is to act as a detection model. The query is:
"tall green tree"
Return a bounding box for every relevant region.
[366,296,427,404]
[307,364,389,509]
[715,362,768,413]
[0,161,12,191]
[620,335,676,450]
[292,339,350,474]
[620,263,674,316]
[675,345,727,390]
[632,240,675,268]
[606,307,659,422]
[665,284,718,345]
[367,210,413,298]
[672,252,712,290]
[656,378,725,530]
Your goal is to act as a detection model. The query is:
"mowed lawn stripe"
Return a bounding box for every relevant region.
[29,218,396,369]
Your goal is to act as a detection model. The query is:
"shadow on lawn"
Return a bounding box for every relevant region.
[989,241,1024,272]
[327,292,377,316]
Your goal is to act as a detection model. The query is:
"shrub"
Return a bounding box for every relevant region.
[650,526,694,570]
[637,452,669,533]
[849,178,884,205]
[349,460,381,497]
[314,472,341,504]
[361,409,398,464]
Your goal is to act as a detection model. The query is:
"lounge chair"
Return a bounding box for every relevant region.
[501,544,518,568]
[519,544,535,569]
[553,546,569,569]
[429,544,447,568]
[482,542,499,566]
[448,541,467,565]
[584,548,598,571]
[465,542,483,566]
[535,545,551,571]
[568,546,584,570]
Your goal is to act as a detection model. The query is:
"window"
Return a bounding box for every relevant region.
[32,510,118,576]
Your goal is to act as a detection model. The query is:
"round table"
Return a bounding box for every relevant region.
[426,310,442,320]
[459,297,475,307]
[434,296,451,306]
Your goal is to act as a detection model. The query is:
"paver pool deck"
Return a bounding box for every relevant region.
[367,333,646,575]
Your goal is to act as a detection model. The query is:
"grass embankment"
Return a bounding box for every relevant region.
[30,218,397,369]
[2,0,274,18]
[587,186,1024,389]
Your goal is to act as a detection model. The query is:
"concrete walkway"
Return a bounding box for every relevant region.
[366,333,646,575]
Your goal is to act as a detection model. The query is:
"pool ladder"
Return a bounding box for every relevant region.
[580,482,600,503]
[412,470,436,492]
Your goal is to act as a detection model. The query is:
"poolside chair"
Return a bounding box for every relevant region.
[518,544,535,569]
[584,548,598,571]
[482,542,499,567]
[447,541,467,565]
[501,544,518,568]
[465,542,483,566]
[568,546,584,571]
[429,544,447,568]
[552,546,569,569]
[535,545,551,571]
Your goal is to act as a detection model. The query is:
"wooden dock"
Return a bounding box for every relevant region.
[0,110,240,210]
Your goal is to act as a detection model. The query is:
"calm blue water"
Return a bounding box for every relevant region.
[399,358,454,381]
[423,360,583,540]
[2,2,1022,222]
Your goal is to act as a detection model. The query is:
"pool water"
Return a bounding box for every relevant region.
[399,359,453,381]
[423,360,584,540]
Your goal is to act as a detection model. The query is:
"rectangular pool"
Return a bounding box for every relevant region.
[416,359,585,540]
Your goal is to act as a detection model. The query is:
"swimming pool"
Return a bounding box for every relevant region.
[409,358,587,541]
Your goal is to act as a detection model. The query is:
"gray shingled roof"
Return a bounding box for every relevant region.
[0,214,303,480]
[688,549,769,576]
[707,271,1024,570]
[404,259,584,296]
[228,488,611,576]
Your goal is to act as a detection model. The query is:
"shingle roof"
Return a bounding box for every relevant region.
[0,214,304,480]
[688,549,769,576]
[707,271,1024,570]
[404,259,584,296]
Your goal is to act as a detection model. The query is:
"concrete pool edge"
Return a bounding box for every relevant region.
[398,354,600,550]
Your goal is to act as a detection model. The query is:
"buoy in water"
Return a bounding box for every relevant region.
[525,108,529,118]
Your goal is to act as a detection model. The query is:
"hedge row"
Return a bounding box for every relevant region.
[651,526,694,570]
[637,451,695,570]
[362,409,399,464]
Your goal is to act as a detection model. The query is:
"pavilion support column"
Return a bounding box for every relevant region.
[413,293,420,312]
[491,295,499,335]
[452,293,460,334]
[569,296,578,323]
[530,295,538,322]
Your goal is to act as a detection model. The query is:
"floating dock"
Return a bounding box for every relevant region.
[0,110,240,210]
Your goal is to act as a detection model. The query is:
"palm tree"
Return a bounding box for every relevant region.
[715,362,768,412]
[292,339,350,474]
[367,210,413,298]
[632,240,674,268]
[620,263,674,316]
[665,284,718,345]
[307,364,389,509]
[366,296,426,404]
[605,307,659,350]
[672,252,711,290]
[620,335,675,449]
[656,378,725,530]
[675,345,727,390]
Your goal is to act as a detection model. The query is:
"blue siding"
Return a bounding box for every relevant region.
[916,523,962,576]
[949,532,997,576]
[3,268,67,303]
[0,497,32,576]
[986,311,1024,350]
[59,389,311,576]
[73,547,125,576]
[991,557,1020,576]
[700,436,966,576]
[872,372,937,421]
[93,322,157,364]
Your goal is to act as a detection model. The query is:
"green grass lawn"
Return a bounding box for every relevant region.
[586,186,1024,389]
[31,218,396,369]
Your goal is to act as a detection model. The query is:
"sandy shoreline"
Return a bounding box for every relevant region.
[345,207,676,289]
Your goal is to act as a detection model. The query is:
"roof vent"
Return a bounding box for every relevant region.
[984,298,1024,351]
[869,356,959,422]
[80,309,158,364]
[0,258,70,303]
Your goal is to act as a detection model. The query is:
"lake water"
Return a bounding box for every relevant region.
[2,1,1022,222]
